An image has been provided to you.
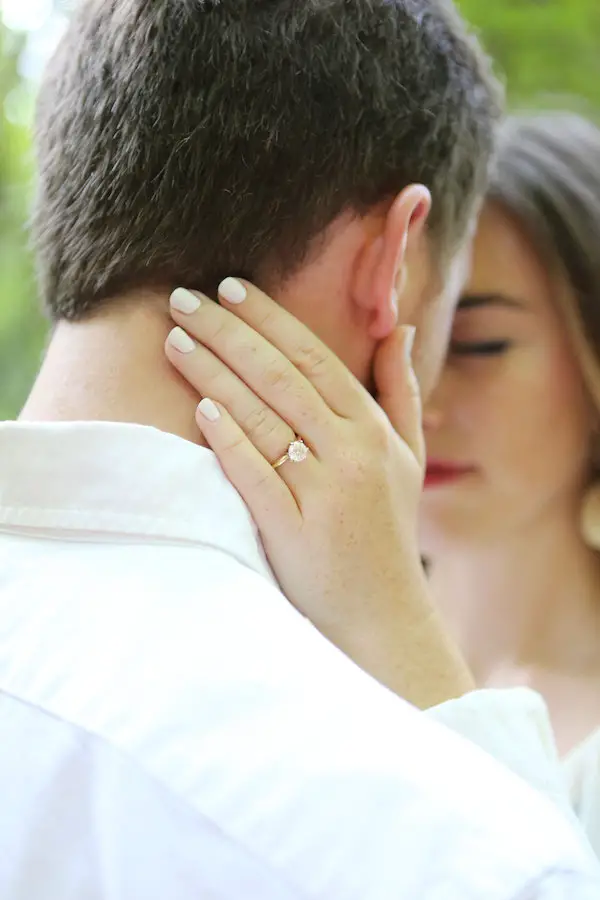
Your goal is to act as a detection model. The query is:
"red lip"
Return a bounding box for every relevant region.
[424,460,474,488]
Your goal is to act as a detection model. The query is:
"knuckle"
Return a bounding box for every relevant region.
[240,404,270,436]
[264,363,294,393]
[339,453,368,485]
[333,421,392,482]
[195,362,222,392]
[240,406,288,449]
[219,433,247,457]
[235,340,260,372]
[365,417,393,455]
[332,431,370,479]
[205,316,229,345]
[255,306,278,333]
[294,342,329,380]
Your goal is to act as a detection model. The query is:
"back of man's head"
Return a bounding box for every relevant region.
[33,0,502,321]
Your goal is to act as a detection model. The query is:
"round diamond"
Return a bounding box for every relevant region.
[288,439,309,463]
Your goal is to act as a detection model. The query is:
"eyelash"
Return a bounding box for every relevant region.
[450,340,511,357]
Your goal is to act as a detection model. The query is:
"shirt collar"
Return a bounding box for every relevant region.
[0,421,273,580]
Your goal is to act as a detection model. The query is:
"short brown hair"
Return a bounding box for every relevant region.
[33,0,502,321]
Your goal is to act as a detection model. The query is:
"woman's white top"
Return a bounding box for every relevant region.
[429,688,600,856]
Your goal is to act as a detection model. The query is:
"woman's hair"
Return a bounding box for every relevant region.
[489,113,600,437]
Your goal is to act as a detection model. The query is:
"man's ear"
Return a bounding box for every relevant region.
[354,185,431,339]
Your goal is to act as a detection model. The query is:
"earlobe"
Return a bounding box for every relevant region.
[354,185,431,340]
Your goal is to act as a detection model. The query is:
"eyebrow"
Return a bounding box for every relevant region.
[458,293,526,311]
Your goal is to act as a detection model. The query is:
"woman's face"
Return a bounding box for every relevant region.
[420,201,594,555]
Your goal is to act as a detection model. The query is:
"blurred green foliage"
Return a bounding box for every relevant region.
[0,22,46,418]
[461,0,600,110]
[1,0,600,417]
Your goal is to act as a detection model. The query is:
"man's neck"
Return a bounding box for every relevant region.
[20,294,204,447]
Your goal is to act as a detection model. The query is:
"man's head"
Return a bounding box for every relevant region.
[33,0,501,396]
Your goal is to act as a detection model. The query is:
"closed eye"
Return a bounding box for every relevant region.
[450,340,511,357]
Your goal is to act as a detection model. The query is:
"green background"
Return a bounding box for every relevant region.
[1,0,599,417]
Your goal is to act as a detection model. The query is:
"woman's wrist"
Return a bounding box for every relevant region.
[320,565,475,709]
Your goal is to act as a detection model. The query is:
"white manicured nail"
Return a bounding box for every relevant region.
[170,288,201,314]
[198,398,221,421]
[218,277,247,304]
[168,326,196,353]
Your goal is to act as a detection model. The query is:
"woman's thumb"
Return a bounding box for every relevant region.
[373,326,425,472]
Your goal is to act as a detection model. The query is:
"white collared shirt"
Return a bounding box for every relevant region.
[0,420,598,899]
[428,686,600,857]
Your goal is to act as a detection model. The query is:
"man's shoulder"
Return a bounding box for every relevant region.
[0,536,597,897]
[0,689,307,900]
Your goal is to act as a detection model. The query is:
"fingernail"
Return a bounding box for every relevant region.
[404,326,416,364]
[198,398,221,421]
[218,277,246,304]
[168,326,196,353]
[391,288,399,316]
[170,288,201,314]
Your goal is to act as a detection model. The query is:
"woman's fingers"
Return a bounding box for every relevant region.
[165,327,321,498]
[166,326,295,458]
[373,326,425,472]
[169,284,367,433]
[217,278,367,418]
[195,398,302,533]
[169,288,333,448]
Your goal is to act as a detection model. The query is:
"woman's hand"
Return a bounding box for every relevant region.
[165,279,472,707]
